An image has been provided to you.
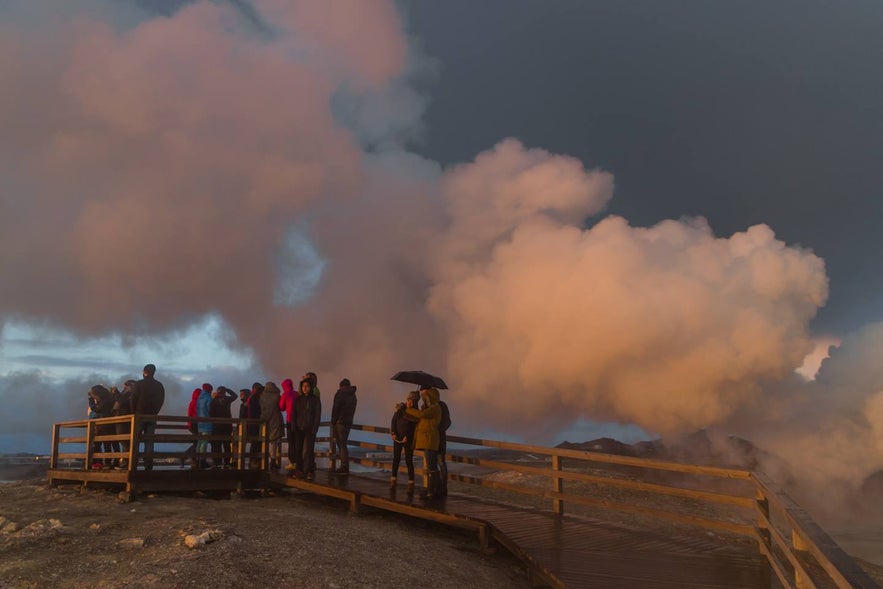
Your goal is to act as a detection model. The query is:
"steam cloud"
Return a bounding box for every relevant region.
[0,0,880,489]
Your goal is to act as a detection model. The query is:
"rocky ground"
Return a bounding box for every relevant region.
[0,478,531,589]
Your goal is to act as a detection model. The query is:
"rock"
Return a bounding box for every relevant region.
[17,518,62,538]
[89,523,101,531]
[117,491,132,504]
[227,535,242,543]
[2,521,19,534]
[184,529,224,549]
[118,537,145,548]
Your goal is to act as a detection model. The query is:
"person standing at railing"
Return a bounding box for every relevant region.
[237,389,249,418]
[181,388,201,468]
[88,384,114,469]
[330,378,357,476]
[279,378,296,470]
[290,378,321,480]
[390,390,418,489]
[130,363,165,471]
[112,379,136,469]
[195,383,213,469]
[435,389,452,498]
[209,386,237,469]
[260,381,284,470]
[403,386,442,500]
[246,382,263,469]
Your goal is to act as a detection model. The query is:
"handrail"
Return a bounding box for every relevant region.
[51,415,269,472]
[346,423,879,589]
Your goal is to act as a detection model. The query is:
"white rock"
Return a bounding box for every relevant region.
[183,535,204,549]
[118,538,145,548]
[184,529,224,549]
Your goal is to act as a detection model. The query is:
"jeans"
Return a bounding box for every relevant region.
[293,429,316,473]
[140,420,156,470]
[392,441,414,480]
[333,422,351,471]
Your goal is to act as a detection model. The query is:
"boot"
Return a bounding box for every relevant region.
[421,471,440,500]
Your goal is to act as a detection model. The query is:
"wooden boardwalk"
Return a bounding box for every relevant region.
[48,416,878,589]
[272,470,772,589]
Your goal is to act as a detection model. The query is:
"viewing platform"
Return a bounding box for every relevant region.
[47,416,880,589]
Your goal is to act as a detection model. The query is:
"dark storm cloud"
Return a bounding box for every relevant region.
[403,0,883,333]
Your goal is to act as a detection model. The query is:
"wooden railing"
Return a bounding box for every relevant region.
[50,415,269,471]
[343,424,880,589]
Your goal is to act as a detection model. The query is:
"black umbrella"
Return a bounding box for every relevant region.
[390,370,448,390]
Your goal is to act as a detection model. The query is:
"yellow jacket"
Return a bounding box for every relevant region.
[405,387,441,451]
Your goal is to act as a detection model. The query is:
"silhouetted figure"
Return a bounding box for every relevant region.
[290,379,321,480]
[130,364,165,470]
[330,378,357,475]
[390,390,418,489]
[210,386,237,468]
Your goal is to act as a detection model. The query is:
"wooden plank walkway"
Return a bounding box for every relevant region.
[271,470,774,589]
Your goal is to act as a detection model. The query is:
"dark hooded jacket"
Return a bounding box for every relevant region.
[89,385,114,418]
[131,374,165,415]
[210,387,237,434]
[331,385,357,427]
[292,380,322,434]
[259,382,285,441]
[391,404,417,446]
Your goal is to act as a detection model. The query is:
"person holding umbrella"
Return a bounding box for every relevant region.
[401,386,443,500]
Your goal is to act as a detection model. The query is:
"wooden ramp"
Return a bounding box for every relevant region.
[271,470,772,589]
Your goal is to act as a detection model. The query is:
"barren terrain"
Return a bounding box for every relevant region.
[0,477,530,589]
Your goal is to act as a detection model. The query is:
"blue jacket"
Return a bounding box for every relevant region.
[197,390,213,434]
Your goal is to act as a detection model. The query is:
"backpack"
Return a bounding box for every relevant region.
[439,401,452,433]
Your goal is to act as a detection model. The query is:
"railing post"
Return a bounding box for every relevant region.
[755,488,773,589]
[552,455,564,515]
[793,529,811,588]
[131,416,142,471]
[261,422,269,471]
[329,423,337,472]
[236,420,246,470]
[125,415,135,471]
[85,420,95,470]
[50,423,59,469]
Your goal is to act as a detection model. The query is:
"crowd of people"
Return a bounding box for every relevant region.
[86,364,453,499]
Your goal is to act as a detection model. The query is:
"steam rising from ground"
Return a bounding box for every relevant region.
[0,0,881,491]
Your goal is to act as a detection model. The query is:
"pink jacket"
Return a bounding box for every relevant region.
[279,378,295,424]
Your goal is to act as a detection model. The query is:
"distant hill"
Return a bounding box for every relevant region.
[556,430,780,472]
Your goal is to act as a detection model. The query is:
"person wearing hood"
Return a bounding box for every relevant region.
[195,383,213,469]
[279,378,297,469]
[330,378,357,475]
[402,386,442,499]
[290,379,322,480]
[181,387,202,468]
[390,390,419,489]
[113,379,136,469]
[301,372,321,398]
[210,386,237,469]
[260,381,284,470]
[88,384,114,469]
[424,386,452,498]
